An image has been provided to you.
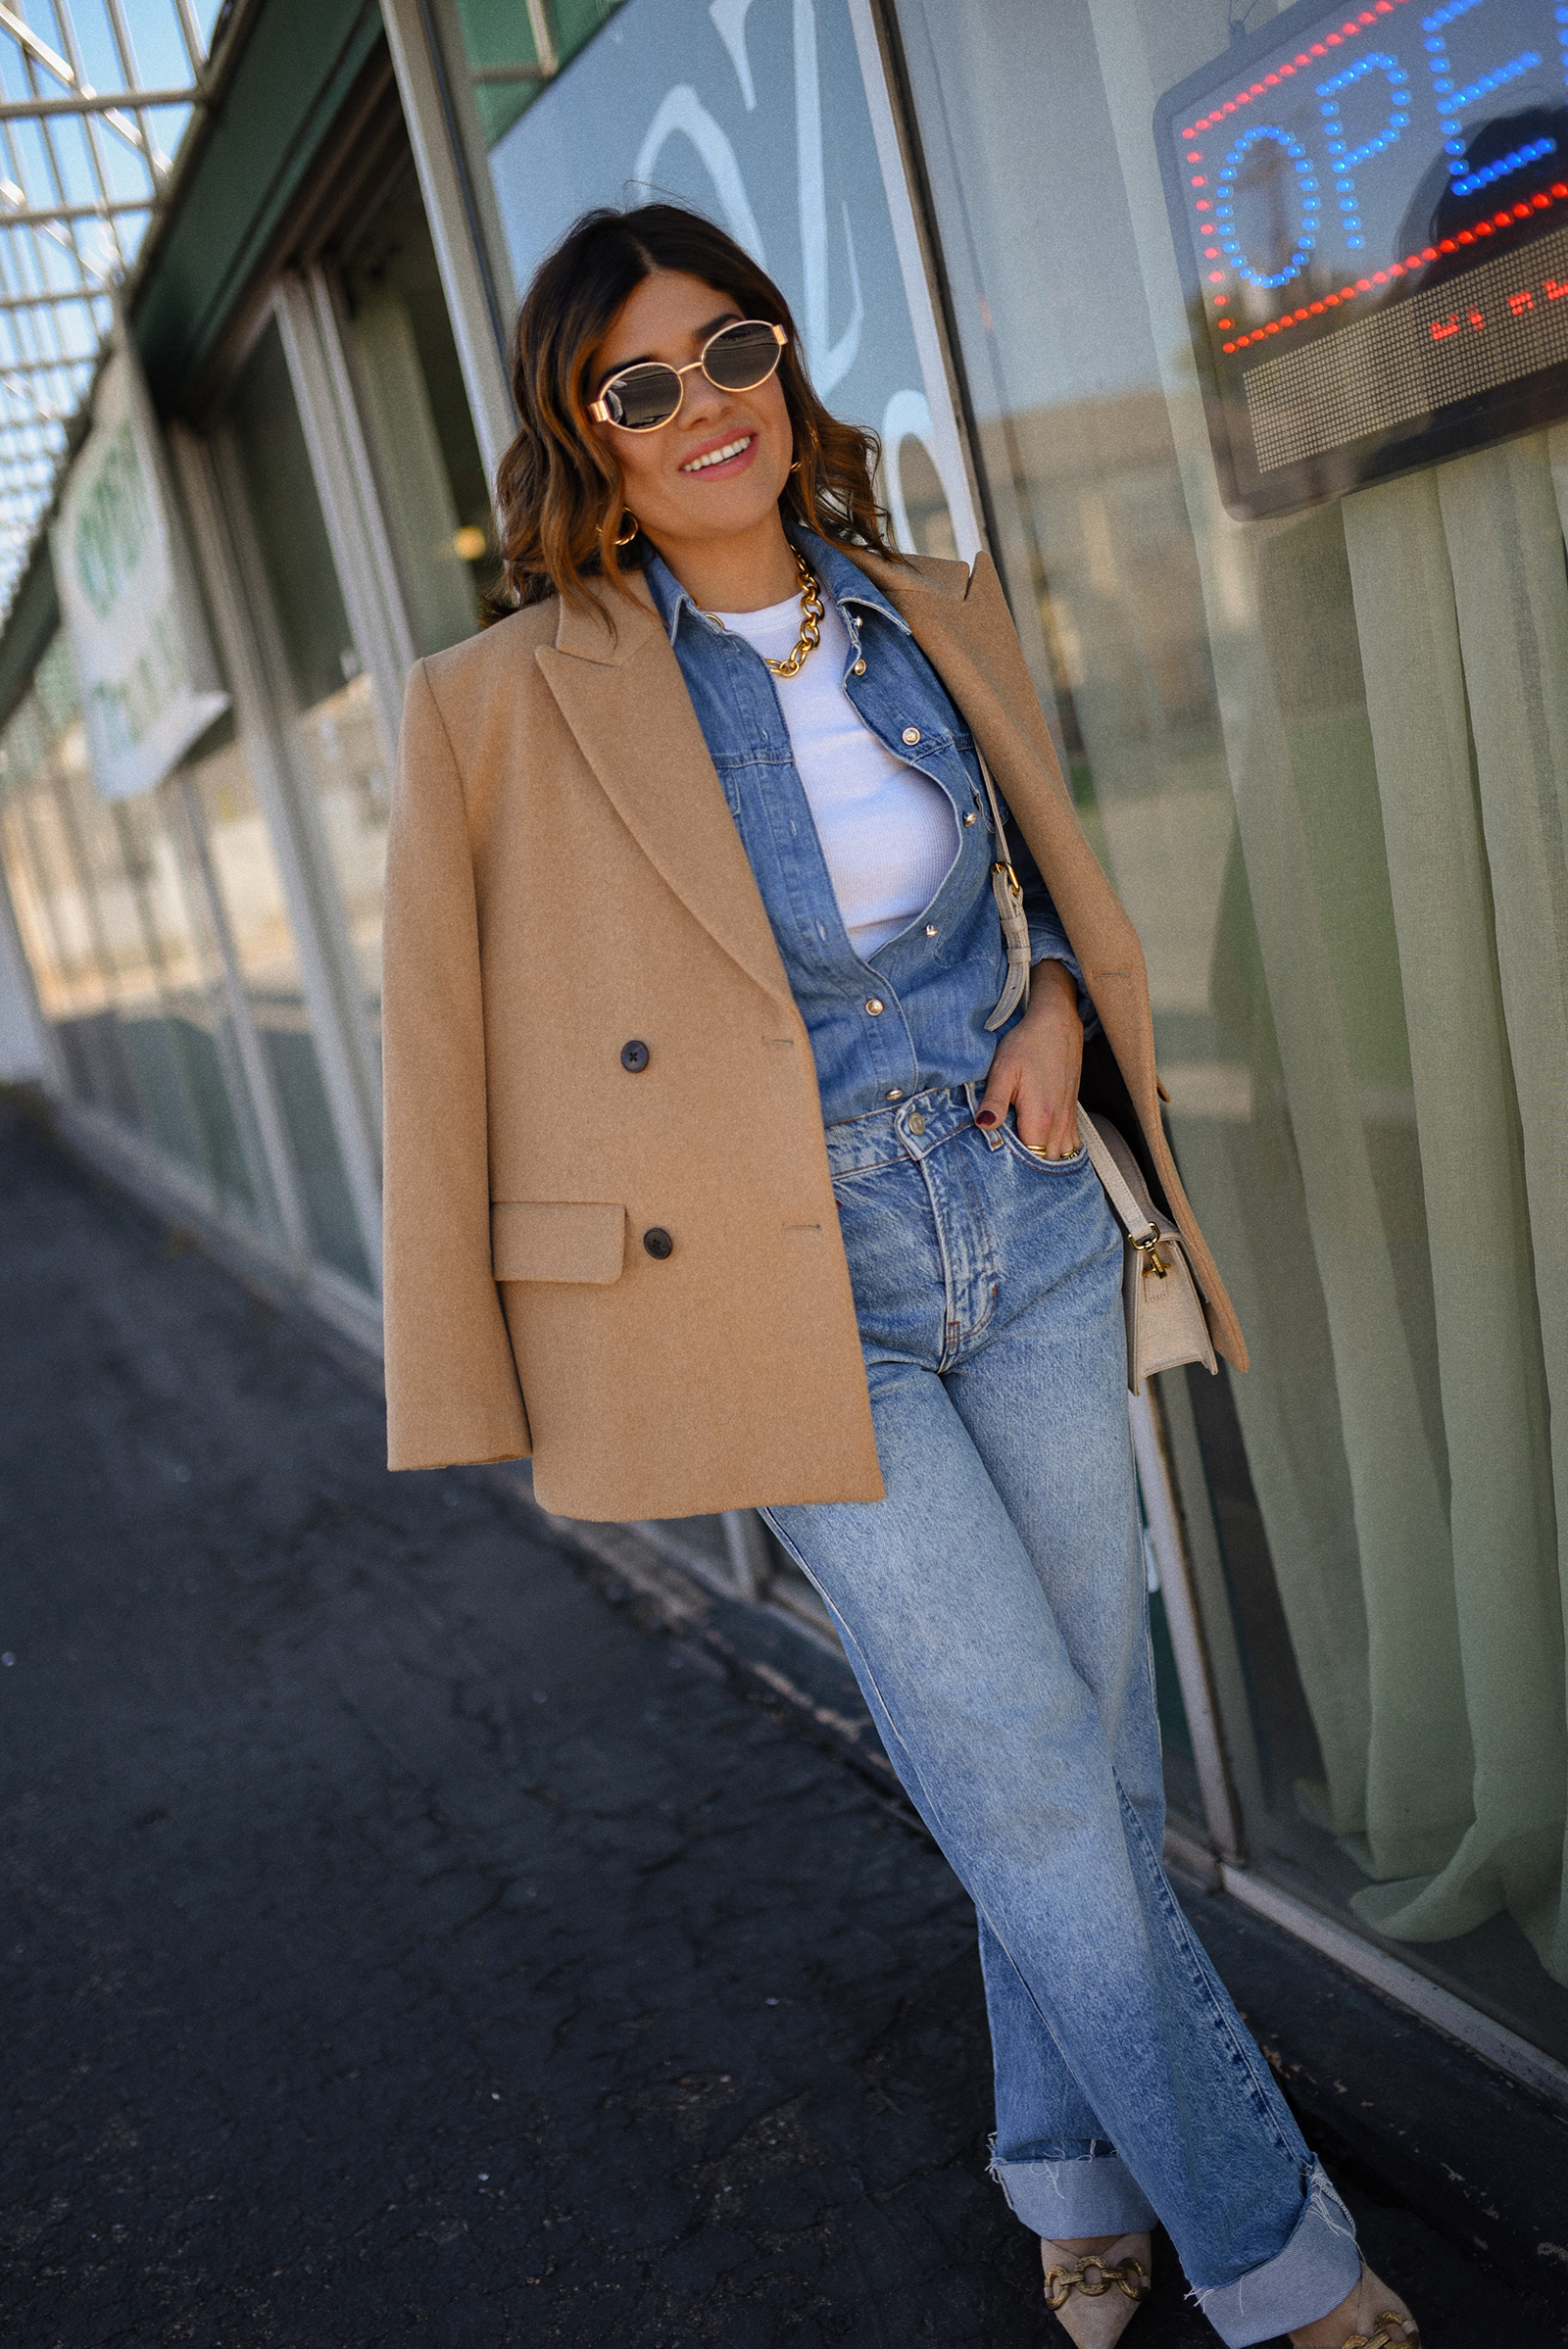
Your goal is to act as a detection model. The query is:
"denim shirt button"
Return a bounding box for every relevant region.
[865,999,885,1015]
[886,1088,904,1101]
[963,811,978,826]
[902,725,921,745]
[853,659,867,676]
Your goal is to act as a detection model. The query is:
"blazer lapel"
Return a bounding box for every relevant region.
[535,574,794,1006]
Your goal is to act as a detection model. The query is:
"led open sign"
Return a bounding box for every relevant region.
[1155,0,1568,516]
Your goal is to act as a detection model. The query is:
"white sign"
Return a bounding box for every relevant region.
[52,340,228,801]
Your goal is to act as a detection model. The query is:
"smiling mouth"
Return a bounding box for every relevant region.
[681,434,753,473]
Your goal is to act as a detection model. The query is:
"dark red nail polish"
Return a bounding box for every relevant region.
[976,1110,997,1127]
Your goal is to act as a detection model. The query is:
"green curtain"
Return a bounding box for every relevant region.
[1340,450,1567,1972]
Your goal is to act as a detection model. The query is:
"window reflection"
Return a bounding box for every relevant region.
[184,727,372,1289]
[1,644,148,1128]
[895,0,1568,2065]
[106,785,258,1207]
[223,319,392,1025]
[2,769,133,1116]
[339,163,498,653]
[0,640,274,1227]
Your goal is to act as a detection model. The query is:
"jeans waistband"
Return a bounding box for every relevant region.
[823,1084,981,1176]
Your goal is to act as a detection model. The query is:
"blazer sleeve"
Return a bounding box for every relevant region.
[381,660,532,1471]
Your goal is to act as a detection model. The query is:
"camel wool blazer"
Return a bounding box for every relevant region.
[381,544,1245,1519]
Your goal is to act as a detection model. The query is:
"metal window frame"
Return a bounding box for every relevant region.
[163,760,313,1266]
[379,0,515,484]
[1130,1381,1247,1861]
[101,783,263,1203]
[844,0,986,564]
[169,416,386,1292]
[209,400,387,1140]
[272,268,416,767]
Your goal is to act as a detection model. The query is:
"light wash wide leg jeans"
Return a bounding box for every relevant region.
[763,1087,1360,2347]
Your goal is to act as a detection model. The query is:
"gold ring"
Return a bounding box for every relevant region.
[1026,1143,1072,1161]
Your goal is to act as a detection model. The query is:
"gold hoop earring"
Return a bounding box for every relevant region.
[788,458,802,473]
[614,511,639,548]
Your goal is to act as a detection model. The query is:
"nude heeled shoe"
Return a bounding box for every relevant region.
[1040,2233,1152,2346]
[1294,2262,1419,2348]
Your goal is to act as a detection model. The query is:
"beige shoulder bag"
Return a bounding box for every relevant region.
[1077,1106,1216,1395]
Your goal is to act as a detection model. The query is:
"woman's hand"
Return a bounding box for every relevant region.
[975,959,1083,1157]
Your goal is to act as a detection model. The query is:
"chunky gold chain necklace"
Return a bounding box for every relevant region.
[708,548,824,677]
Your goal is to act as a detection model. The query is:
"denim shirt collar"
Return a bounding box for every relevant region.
[640,527,912,653]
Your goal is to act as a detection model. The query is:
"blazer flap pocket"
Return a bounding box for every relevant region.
[491,1200,626,1285]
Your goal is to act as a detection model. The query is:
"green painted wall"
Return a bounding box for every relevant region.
[133,0,386,409]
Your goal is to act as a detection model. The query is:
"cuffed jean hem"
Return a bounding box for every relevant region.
[989,2144,1157,2238]
[1194,2162,1362,2348]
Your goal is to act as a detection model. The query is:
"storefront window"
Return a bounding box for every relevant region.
[0,678,136,1118]
[436,0,975,558]
[0,640,267,1223]
[894,0,1568,2061]
[103,784,259,1212]
[222,320,391,1025]
[338,162,500,652]
[183,723,372,1291]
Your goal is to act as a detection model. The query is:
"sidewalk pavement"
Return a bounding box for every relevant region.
[1,1092,1560,2348]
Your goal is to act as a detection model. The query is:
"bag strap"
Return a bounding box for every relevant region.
[974,742,1012,859]
[975,744,1034,1032]
[1077,1104,1162,1250]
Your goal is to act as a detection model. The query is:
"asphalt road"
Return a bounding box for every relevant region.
[1,1094,1557,2348]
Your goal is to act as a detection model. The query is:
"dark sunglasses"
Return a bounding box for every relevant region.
[588,318,787,431]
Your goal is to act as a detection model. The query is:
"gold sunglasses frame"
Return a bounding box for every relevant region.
[588,319,788,430]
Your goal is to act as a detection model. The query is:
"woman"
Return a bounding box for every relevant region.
[381,203,1419,2349]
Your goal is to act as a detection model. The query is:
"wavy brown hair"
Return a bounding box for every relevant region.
[494,204,902,611]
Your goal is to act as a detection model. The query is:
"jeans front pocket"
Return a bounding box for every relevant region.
[997,1120,1088,1174]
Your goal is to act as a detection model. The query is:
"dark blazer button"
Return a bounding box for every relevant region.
[620,1039,650,1072]
[643,1227,673,1260]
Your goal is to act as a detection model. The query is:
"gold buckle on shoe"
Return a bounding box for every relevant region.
[1043,2253,1150,2313]
[1346,2324,1420,2349]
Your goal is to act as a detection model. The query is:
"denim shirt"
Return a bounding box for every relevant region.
[643,528,1083,1128]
